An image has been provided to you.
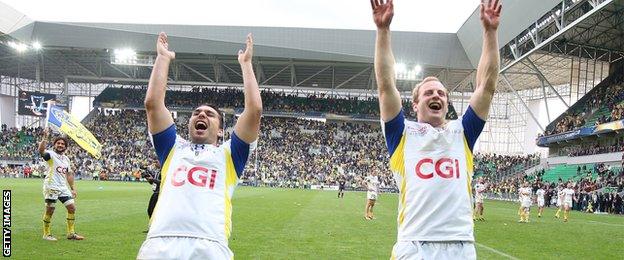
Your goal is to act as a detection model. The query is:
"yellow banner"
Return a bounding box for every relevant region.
[48,105,102,159]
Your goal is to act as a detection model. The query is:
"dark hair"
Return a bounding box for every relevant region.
[195,103,224,129]
[52,136,69,146]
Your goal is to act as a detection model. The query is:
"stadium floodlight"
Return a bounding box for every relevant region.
[414,65,422,74]
[395,63,407,74]
[32,41,42,50]
[8,41,28,52]
[111,48,155,66]
[113,48,138,65]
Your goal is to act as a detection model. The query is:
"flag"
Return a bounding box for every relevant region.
[46,104,102,159]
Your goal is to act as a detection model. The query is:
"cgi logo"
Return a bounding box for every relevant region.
[55,167,68,175]
[415,158,461,179]
[171,166,218,189]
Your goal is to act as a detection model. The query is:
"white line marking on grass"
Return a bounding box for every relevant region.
[587,220,624,227]
[476,242,520,260]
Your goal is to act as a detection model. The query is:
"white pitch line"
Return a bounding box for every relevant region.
[476,242,520,260]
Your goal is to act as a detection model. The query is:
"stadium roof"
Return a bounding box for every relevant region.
[0,0,622,93]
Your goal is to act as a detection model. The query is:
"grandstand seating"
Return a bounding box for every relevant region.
[93,87,458,120]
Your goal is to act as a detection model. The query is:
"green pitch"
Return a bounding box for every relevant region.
[3,179,623,259]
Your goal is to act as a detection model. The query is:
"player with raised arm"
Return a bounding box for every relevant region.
[371,0,501,258]
[137,32,261,259]
[38,128,85,241]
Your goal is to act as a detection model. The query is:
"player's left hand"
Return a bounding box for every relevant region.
[480,0,502,31]
[71,189,77,198]
[238,33,253,64]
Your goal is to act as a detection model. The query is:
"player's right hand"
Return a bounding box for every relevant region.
[156,32,176,60]
[371,0,394,29]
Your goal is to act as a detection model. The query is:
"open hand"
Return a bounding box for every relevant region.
[238,33,254,64]
[480,0,502,31]
[156,32,176,60]
[371,0,394,29]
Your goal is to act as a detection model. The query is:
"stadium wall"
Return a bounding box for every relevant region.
[547,152,623,165]
[0,94,15,127]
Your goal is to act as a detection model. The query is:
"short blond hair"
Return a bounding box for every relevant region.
[412,76,442,102]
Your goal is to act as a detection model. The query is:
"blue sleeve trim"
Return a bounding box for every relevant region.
[41,152,51,161]
[384,110,405,157]
[230,132,251,178]
[151,124,176,165]
[462,106,486,152]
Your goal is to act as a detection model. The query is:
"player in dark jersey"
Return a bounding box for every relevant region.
[338,177,346,198]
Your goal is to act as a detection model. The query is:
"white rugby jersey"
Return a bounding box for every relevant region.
[562,188,575,202]
[557,188,565,203]
[474,183,486,200]
[519,187,532,202]
[536,189,545,201]
[147,125,255,245]
[42,149,71,191]
[366,175,380,192]
[382,107,485,242]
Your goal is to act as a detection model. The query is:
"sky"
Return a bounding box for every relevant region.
[3,0,481,33]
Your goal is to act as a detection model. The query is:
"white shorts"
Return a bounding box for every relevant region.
[367,191,378,200]
[521,200,531,208]
[391,241,476,260]
[557,200,563,207]
[475,196,483,204]
[537,199,544,207]
[563,201,573,208]
[43,187,74,206]
[137,237,233,260]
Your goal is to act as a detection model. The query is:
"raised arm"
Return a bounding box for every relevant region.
[145,32,176,134]
[234,34,262,143]
[371,0,402,122]
[38,128,49,155]
[470,0,502,120]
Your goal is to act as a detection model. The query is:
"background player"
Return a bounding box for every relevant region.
[518,182,532,223]
[474,177,487,221]
[338,176,346,198]
[562,183,576,222]
[536,184,546,218]
[137,32,261,259]
[555,184,565,218]
[38,128,84,241]
[371,0,501,258]
[364,171,380,220]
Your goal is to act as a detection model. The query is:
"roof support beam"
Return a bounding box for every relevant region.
[540,78,551,123]
[104,62,133,78]
[500,0,614,74]
[261,64,290,85]
[334,66,371,89]
[501,73,545,132]
[179,62,214,82]
[523,57,570,108]
[295,65,331,87]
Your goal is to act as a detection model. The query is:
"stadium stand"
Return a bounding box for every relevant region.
[542,71,624,137]
[93,87,458,120]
